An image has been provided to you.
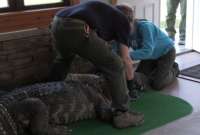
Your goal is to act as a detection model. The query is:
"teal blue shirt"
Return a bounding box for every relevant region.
[128,20,174,60]
[112,20,174,60]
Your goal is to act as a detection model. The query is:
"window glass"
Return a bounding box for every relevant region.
[0,0,9,8]
[24,0,63,6]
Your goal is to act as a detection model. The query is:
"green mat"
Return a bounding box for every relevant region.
[69,91,193,135]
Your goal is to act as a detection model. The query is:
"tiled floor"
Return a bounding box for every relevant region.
[144,52,200,135]
[162,52,200,112]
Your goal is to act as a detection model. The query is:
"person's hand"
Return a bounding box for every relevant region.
[120,45,134,80]
[123,57,134,66]
[84,24,90,34]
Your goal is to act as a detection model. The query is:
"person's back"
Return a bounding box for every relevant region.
[130,20,174,60]
[56,1,130,44]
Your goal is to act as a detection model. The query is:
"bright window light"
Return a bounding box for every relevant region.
[24,0,63,6]
[0,0,9,8]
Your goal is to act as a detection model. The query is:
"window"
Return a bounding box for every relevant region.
[0,0,69,12]
[24,0,63,6]
[0,0,9,8]
[23,0,67,10]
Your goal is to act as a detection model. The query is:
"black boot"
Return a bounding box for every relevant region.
[173,62,180,77]
[127,80,141,101]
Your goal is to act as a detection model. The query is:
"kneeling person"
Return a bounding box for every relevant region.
[115,5,180,94]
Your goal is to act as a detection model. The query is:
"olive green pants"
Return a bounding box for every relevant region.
[50,16,129,111]
[166,0,187,40]
[136,47,178,90]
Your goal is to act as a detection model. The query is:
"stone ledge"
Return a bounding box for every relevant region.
[0,28,50,42]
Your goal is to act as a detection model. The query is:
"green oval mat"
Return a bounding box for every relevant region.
[69,91,193,135]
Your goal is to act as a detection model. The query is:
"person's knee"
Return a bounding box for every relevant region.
[151,78,174,90]
[152,83,164,91]
[151,81,165,90]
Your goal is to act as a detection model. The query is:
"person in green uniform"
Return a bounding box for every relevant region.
[166,0,187,45]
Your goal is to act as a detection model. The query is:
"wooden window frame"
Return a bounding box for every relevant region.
[0,0,118,33]
[0,0,79,33]
[0,0,69,12]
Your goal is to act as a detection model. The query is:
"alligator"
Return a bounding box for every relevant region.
[0,74,112,135]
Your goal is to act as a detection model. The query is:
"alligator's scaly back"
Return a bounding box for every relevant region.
[0,74,111,135]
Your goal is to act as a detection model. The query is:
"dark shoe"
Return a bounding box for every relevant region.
[127,80,143,91]
[113,111,144,129]
[178,39,185,45]
[173,62,180,77]
[129,89,140,101]
[127,79,143,101]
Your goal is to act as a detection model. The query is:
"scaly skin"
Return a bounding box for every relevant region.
[0,74,111,135]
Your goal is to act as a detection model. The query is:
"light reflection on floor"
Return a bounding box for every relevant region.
[144,52,200,135]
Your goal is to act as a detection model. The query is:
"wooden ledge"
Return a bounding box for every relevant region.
[0,7,64,33]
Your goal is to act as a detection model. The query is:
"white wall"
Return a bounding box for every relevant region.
[117,0,160,26]
[186,0,200,52]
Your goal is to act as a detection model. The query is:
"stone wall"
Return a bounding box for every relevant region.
[0,29,53,89]
[0,29,95,90]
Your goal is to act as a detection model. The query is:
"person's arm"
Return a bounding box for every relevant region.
[119,44,134,80]
[129,23,155,60]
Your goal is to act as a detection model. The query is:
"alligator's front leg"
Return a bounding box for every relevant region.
[12,98,69,135]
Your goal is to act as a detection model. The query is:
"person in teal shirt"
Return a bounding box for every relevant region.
[115,5,180,97]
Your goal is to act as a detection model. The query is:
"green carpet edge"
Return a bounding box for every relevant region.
[69,90,193,135]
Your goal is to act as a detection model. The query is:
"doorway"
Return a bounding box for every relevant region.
[160,0,191,54]
[186,0,200,53]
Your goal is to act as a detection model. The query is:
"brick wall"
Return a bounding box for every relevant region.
[0,29,95,90]
[0,29,53,89]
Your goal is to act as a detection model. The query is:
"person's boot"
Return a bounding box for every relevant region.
[127,80,142,101]
[173,62,180,77]
[178,39,185,45]
[178,35,185,45]
[113,111,144,129]
[134,72,152,90]
[129,90,140,101]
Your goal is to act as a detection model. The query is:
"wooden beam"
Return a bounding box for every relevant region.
[0,7,64,33]
[0,0,81,33]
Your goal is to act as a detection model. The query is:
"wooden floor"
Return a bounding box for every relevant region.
[162,52,200,112]
[144,51,200,135]
[144,112,200,135]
